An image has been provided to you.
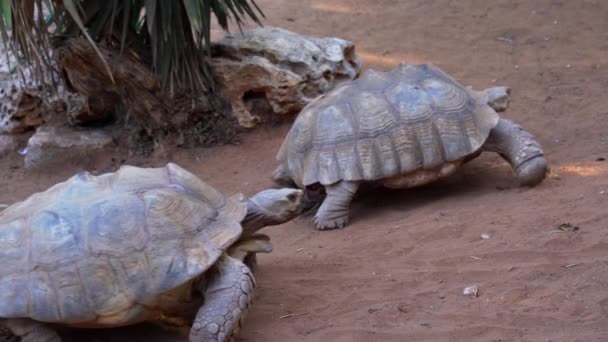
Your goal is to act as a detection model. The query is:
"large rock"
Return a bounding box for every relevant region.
[24,125,114,169]
[0,81,47,134]
[0,47,55,134]
[210,27,362,127]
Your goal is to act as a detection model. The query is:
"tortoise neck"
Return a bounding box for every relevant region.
[241,200,271,238]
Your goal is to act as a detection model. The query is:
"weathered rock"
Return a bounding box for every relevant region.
[210,27,362,127]
[24,125,114,169]
[0,81,47,133]
[0,133,29,158]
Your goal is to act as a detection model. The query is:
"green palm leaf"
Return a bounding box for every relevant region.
[0,0,264,94]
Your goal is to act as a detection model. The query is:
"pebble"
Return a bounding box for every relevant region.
[463,285,479,297]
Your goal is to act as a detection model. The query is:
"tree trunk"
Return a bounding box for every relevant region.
[54,37,173,133]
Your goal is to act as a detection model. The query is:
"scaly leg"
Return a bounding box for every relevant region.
[189,237,272,342]
[0,319,60,342]
[483,118,548,186]
[313,180,360,230]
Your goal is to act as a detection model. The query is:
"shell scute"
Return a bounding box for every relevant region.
[278,63,500,186]
[0,163,247,324]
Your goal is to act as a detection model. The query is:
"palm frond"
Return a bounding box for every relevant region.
[0,0,265,95]
[1,0,58,88]
[62,0,114,83]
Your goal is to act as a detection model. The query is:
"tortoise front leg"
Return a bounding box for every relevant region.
[0,318,60,342]
[314,180,360,230]
[482,118,548,186]
[189,237,272,342]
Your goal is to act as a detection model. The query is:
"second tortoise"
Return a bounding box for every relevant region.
[273,62,548,230]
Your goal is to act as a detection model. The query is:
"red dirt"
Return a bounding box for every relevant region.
[2,0,608,341]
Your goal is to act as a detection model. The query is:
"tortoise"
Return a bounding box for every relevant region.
[272,62,548,230]
[0,163,304,341]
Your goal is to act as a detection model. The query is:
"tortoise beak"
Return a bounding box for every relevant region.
[300,189,324,213]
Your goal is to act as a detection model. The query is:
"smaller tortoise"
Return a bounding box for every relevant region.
[0,163,304,341]
[273,62,548,230]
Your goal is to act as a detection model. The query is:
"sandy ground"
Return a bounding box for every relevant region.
[1,0,608,341]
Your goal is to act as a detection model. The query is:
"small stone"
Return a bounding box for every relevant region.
[514,65,520,69]
[480,233,491,240]
[566,64,571,68]
[463,285,479,297]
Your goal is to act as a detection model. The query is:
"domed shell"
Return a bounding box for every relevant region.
[276,63,500,187]
[0,163,246,324]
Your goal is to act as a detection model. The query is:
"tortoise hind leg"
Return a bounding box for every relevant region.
[189,237,272,342]
[1,319,60,342]
[482,118,548,186]
[314,180,360,230]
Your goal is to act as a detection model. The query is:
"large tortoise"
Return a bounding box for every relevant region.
[0,163,304,341]
[272,62,548,230]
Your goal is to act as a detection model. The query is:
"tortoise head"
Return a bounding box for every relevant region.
[241,188,305,236]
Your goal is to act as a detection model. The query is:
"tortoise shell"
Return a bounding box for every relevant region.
[0,163,246,325]
[276,62,500,188]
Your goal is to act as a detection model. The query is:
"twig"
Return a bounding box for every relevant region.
[469,256,483,260]
[279,312,309,319]
[564,263,579,268]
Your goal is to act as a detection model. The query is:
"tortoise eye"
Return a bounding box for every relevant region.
[287,192,298,202]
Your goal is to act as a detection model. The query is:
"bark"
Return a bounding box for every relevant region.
[54,38,177,133]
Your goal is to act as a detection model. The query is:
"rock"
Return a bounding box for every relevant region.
[463,285,479,297]
[0,133,29,158]
[24,125,114,169]
[0,81,47,133]
[210,26,362,127]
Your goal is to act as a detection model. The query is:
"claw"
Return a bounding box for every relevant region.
[313,214,349,230]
